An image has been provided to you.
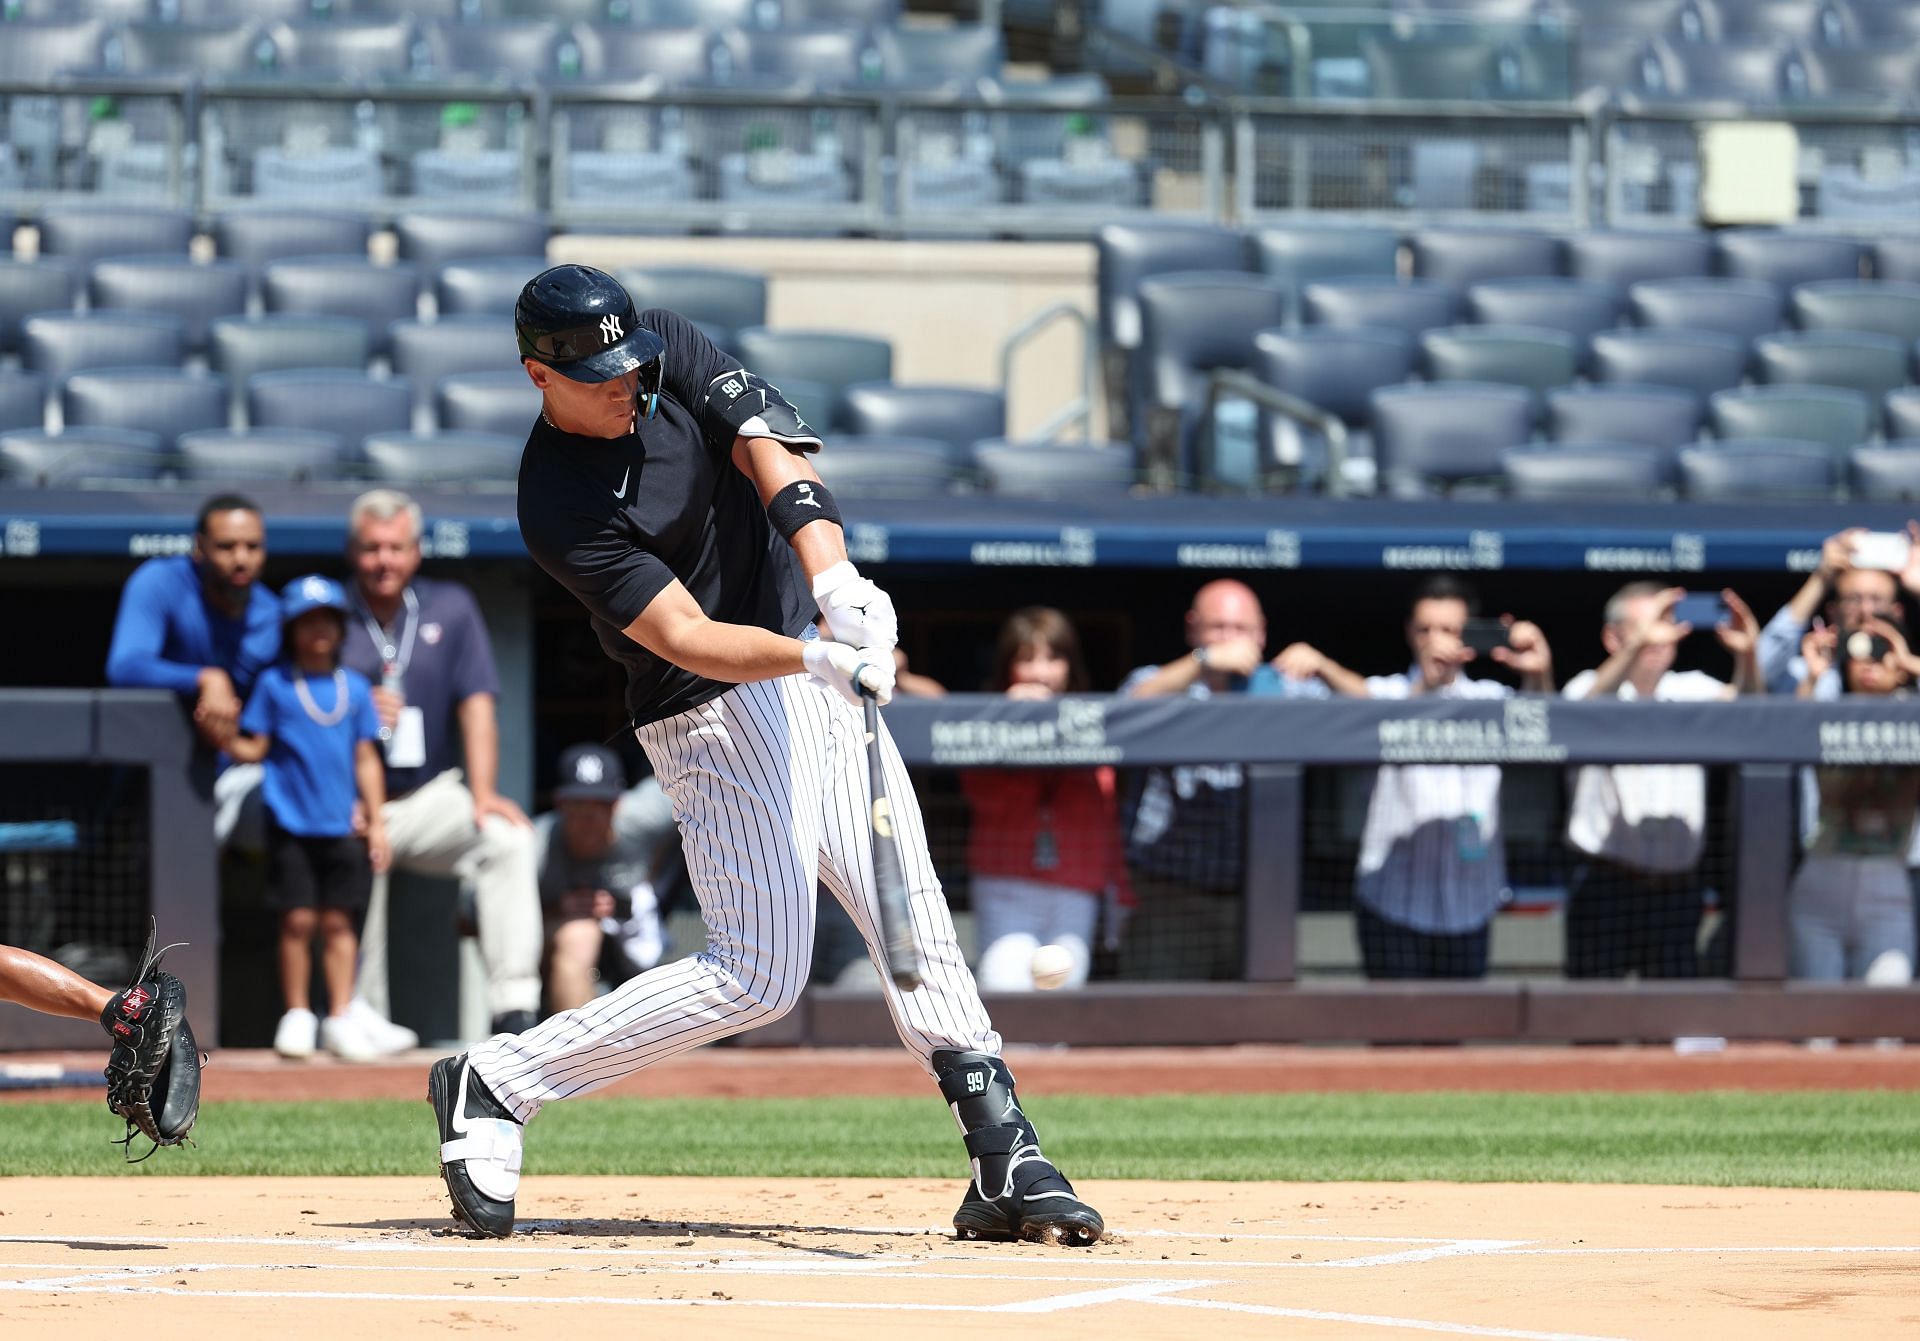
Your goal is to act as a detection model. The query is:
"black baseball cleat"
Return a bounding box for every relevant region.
[951,1134,1106,1247]
[428,1054,523,1238]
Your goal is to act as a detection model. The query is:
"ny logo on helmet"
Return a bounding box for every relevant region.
[600,314,624,344]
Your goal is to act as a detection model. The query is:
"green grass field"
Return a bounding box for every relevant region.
[10,1091,1920,1189]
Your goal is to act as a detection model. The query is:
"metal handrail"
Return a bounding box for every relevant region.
[998,301,1098,445]
[1198,367,1348,499]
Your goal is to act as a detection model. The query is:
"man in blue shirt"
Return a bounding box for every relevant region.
[105,493,280,845]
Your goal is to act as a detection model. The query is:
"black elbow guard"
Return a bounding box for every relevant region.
[703,370,823,449]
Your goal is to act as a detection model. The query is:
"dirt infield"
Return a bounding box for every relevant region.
[1,1176,1915,1339]
[10,1042,1920,1104]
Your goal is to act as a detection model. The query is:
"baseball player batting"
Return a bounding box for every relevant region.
[429,264,1104,1247]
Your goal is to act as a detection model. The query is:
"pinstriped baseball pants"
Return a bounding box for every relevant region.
[470,671,1002,1121]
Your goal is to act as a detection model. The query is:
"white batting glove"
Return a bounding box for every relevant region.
[812,561,898,656]
[802,638,895,707]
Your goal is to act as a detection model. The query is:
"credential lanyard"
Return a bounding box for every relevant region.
[359,586,419,679]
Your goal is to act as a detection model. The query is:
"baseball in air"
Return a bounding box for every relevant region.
[1030,944,1074,991]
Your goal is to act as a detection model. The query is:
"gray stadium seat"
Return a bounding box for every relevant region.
[271,18,419,76]
[0,371,46,433]
[630,0,763,23]
[393,213,550,279]
[208,316,373,412]
[873,23,1002,87]
[1568,230,1716,292]
[176,0,324,18]
[0,259,79,357]
[1678,440,1837,499]
[36,204,193,269]
[1576,33,1686,97]
[391,318,518,416]
[481,0,630,20]
[1418,325,1579,405]
[1137,272,1292,485]
[1408,230,1564,288]
[1360,30,1569,101]
[174,428,347,483]
[61,368,226,450]
[1466,280,1623,364]
[22,311,185,382]
[212,211,372,285]
[1804,47,1920,103]
[841,383,1005,453]
[1301,279,1461,337]
[1791,280,1920,343]
[420,20,569,79]
[1253,327,1414,485]
[1628,277,1785,345]
[1849,442,1920,500]
[733,327,892,430]
[1095,222,1249,357]
[1571,0,1717,41]
[573,23,719,80]
[1754,330,1910,403]
[970,439,1136,497]
[1668,39,1813,101]
[435,256,555,318]
[115,20,274,74]
[1708,385,1873,460]
[87,256,248,355]
[1252,225,1400,317]
[736,24,869,87]
[9,0,150,18]
[1715,0,1855,44]
[1370,382,1535,497]
[1885,388,1920,438]
[1715,231,1865,288]
[435,371,541,437]
[814,435,959,497]
[0,20,107,80]
[0,427,166,486]
[248,370,411,441]
[362,430,522,486]
[263,259,420,356]
[783,0,901,22]
[616,268,768,352]
[1853,0,1920,40]
[1501,442,1673,501]
[1589,329,1748,399]
[1548,383,1705,449]
[1871,237,1920,284]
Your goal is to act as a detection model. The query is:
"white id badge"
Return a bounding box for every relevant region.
[387,705,427,768]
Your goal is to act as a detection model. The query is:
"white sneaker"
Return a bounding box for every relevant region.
[349,997,419,1055]
[274,1008,318,1059]
[320,1012,382,1063]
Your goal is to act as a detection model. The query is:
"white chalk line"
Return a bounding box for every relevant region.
[0,1258,1189,1286]
[1144,1295,1632,1341]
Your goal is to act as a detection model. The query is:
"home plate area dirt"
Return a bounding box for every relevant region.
[1,1177,1915,1339]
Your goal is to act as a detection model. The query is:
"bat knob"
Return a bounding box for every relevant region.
[892,969,924,991]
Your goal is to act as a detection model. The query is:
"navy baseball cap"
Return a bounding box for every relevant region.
[280,573,349,625]
[554,743,627,803]
[515,264,666,387]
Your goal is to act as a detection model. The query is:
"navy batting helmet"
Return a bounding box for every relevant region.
[516,264,665,415]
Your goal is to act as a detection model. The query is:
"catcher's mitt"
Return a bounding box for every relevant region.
[99,924,203,1161]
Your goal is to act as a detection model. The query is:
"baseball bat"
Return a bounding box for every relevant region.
[861,687,924,991]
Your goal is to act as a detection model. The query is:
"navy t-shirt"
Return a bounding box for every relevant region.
[240,663,381,837]
[516,307,814,726]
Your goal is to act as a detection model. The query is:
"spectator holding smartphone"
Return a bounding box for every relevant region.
[1760,523,1920,699]
[226,576,390,1061]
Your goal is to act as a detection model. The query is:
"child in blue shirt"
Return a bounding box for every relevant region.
[230,575,391,1062]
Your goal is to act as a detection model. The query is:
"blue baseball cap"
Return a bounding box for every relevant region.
[280,573,349,625]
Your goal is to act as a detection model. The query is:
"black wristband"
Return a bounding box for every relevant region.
[767,479,842,540]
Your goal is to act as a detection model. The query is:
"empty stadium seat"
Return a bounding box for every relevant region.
[0,259,79,357]
[174,427,348,483]
[1252,225,1400,315]
[971,439,1137,497]
[435,256,552,318]
[22,311,185,382]
[734,24,870,87]
[1419,325,1579,405]
[1370,382,1534,496]
[212,211,371,281]
[1678,439,1837,499]
[1252,327,1414,485]
[36,204,193,269]
[1791,280,1920,343]
[1853,0,1920,40]
[0,371,46,434]
[0,20,108,81]
[1589,329,1748,399]
[263,259,421,356]
[1136,272,1292,486]
[61,368,225,450]
[1500,442,1673,501]
[1715,231,1865,288]
[9,0,149,18]
[419,20,570,79]
[1716,0,1855,44]
[1628,277,1785,345]
[841,383,1005,453]
[87,256,248,355]
[208,316,373,412]
[616,267,768,353]
[249,370,411,441]
[733,328,892,430]
[0,426,166,486]
[1871,237,1920,284]
[177,0,323,19]
[390,318,518,417]
[1360,30,1569,101]
[1885,387,1920,438]
[1576,33,1686,97]
[435,371,541,437]
[1848,441,1920,500]
[271,17,419,76]
[1302,279,1462,336]
[814,435,959,496]
[1465,280,1623,362]
[873,23,1002,87]
[481,0,627,21]
[572,23,721,80]
[1408,230,1565,288]
[393,213,551,279]
[1667,39,1813,101]
[1548,383,1705,449]
[1568,230,1716,291]
[1094,222,1249,437]
[1804,47,1920,103]
[1571,0,1717,42]
[362,430,522,486]
[1754,330,1911,403]
[784,0,902,22]
[114,20,275,74]
[1709,385,1872,460]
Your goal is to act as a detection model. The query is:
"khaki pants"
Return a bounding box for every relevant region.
[357,769,542,1018]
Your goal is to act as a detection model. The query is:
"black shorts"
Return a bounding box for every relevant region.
[266,819,372,914]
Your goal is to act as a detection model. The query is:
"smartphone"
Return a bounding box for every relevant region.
[1851,531,1911,572]
[1461,617,1510,654]
[1670,591,1728,630]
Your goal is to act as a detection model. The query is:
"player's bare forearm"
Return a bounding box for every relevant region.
[624,580,807,684]
[456,693,502,801]
[0,944,114,1021]
[225,732,269,764]
[732,435,847,581]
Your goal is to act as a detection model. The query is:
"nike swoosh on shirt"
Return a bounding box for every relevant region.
[615,466,631,499]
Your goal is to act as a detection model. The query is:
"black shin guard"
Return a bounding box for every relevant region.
[932,1049,1104,1246]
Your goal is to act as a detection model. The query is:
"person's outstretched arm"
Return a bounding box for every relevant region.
[0,944,113,1021]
